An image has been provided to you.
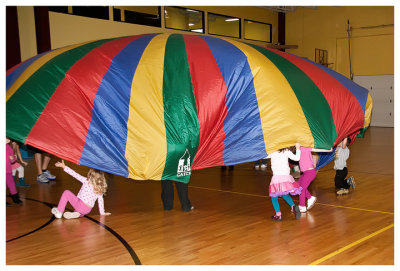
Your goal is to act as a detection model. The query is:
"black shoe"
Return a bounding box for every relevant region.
[183,206,194,212]
[11,194,23,205]
[6,201,11,207]
[271,215,282,221]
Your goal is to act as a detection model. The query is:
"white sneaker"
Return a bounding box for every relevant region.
[299,206,307,213]
[307,196,317,210]
[43,170,56,180]
[51,207,63,218]
[260,164,267,169]
[63,212,81,219]
[254,165,260,169]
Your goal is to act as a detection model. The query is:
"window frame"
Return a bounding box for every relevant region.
[243,19,272,43]
[207,12,241,39]
[164,6,205,34]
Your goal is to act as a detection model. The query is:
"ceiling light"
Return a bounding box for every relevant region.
[225,18,239,22]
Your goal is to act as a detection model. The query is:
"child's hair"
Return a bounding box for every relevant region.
[6,137,18,154]
[87,168,107,195]
[278,146,296,154]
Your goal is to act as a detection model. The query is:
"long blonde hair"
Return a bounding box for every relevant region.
[87,168,107,195]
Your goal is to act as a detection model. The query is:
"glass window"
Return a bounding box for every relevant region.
[244,20,272,42]
[113,6,161,27]
[208,12,240,38]
[164,7,204,33]
[48,6,69,14]
[71,6,109,20]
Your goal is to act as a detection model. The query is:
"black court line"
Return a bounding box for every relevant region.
[6,197,141,265]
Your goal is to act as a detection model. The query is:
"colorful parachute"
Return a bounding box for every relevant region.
[6,33,372,183]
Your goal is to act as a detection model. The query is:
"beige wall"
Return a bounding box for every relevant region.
[17,6,278,62]
[286,6,394,77]
[17,6,37,61]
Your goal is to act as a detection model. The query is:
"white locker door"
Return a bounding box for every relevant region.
[353,75,394,127]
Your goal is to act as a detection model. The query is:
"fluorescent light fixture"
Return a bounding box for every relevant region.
[188,23,195,26]
[225,18,239,22]
[186,9,199,13]
[191,29,203,33]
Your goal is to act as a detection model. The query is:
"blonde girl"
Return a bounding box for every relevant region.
[51,160,111,219]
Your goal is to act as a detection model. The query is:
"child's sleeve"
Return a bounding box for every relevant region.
[287,149,301,161]
[97,195,105,215]
[64,166,88,184]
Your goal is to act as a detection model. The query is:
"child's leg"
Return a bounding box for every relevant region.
[271,196,281,215]
[334,168,349,189]
[282,194,295,207]
[16,166,24,178]
[57,190,89,214]
[6,173,17,195]
[298,169,317,206]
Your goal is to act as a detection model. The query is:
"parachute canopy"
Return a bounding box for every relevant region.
[6,33,372,183]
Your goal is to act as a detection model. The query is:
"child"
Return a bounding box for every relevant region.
[6,137,23,205]
[51,160,111,219]
[9,139,30,187]
[268,143,302,221]
[298,146,333,213]
[334,137,355,195]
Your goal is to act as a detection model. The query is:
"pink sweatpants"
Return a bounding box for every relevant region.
[57,190,91,216]
[6,173,17,195]
[298,169,317,207]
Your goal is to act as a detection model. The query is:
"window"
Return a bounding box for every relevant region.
[48,6,109,20]
[208,12,240,38]
[113,6,161,27]
[244,19,272,42]
[164,7,204,33]
[315,48,328,66]
[48,6,69,14]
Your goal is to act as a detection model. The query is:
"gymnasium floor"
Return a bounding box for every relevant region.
[5,127,394,265]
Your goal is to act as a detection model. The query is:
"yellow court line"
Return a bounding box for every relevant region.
[189,185,394,215]
[309,223,394,265]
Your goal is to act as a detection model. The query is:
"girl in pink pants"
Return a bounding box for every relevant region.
[6,138,22,205]
[51,160,111,219]
[298,146,332,213]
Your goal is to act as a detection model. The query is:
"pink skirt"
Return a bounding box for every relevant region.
[269,175,302,197]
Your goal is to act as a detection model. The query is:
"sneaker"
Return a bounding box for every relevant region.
[37,174,49,183]
[271,215,282,221]
[63,212,81,219]
[299,205,307,213]
[291,205,301,219]
[337,188,349,195]
[260,164,267,169]
[6,201,11,207]
[51,207,63,218]
[43,170,56,180]
[347,176,356,189]
[307,196,317,210]
[183,206,194,212]
[254,165,260,169]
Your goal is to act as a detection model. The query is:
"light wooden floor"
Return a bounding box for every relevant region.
[5,127,394,265]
